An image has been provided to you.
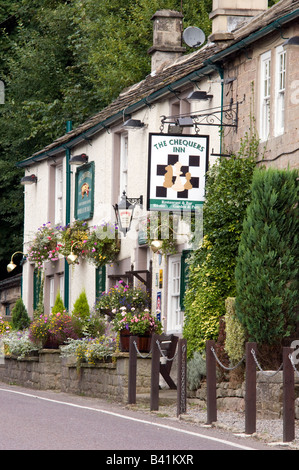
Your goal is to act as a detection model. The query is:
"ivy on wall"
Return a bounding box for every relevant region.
[183,133,257,357]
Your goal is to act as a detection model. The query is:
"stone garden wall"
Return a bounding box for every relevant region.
[0,350,151,403]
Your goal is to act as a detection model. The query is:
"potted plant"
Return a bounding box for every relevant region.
[112,307,162,352]
[95,281,150,318]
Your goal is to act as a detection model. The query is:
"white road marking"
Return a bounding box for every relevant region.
[0,387,255,450]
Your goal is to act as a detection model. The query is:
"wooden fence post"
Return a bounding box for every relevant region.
[283,346,295,443]
[245,342,257,435]
[177,338,187,417]
[128,335,137,405]
[150,333,160,411]
[206,340,217,424]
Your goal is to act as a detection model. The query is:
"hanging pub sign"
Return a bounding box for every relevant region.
[75,161,95,220]
[147,133,209,211]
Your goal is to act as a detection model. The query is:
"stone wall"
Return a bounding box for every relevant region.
[0,350,151,403]
[191,372,299,419]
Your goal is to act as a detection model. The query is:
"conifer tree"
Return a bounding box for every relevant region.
[235,168,299,347]
[11,298,31,330]
[51,291,65,314]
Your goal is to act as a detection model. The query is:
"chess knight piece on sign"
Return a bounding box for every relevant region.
[163,162,193,192]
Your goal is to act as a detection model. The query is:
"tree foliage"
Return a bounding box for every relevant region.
[0,0,212,278]
[183,136,257,357]
[235,168,299,347]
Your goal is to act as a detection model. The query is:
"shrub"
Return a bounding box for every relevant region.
[224,297,246,364]
[11,298,31,330]
[187,351,206,391]
[60,335,116,367]
[29,312,79,348]
[72,290,90,319]
[2,330,39,358]
[51,291,65,314]
[235,168,299,347]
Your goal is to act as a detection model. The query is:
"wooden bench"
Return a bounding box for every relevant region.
[158,334,178,390]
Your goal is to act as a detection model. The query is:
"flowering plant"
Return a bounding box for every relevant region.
[95,281,149,313]
[86,223,120,267]
[60,335,116,367]
[27,223,61,268]
[112,307,162,336]
[145,212,177,256]
[29,312,79,349]
[0,315,12,335]
[59,220,90,263]
[2,330,39,358]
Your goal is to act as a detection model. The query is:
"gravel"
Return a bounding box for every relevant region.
[130,398,299,450]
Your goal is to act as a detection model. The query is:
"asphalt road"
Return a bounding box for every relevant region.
[0,383,283,453]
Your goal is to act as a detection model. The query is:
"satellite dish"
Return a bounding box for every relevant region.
[183,26,206,48]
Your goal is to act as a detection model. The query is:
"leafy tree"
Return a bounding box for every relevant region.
[235,168,299,348]
[0,0,212,278]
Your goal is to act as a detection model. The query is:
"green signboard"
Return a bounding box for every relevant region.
[75,162,95,220]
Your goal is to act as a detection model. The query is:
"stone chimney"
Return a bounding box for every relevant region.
[209,0,268,42]
[148,10,186,72]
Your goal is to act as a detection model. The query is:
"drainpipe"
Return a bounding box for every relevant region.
[64,120,72,311]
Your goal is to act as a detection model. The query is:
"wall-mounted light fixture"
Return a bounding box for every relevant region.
[69,153,88,165]
[7,251,26,272]
[122,119,145,130]
[187,91,213,101]
[66,241,80,264]
[113,191,143,235]
[20,174,37,185]
[283,36,299,47]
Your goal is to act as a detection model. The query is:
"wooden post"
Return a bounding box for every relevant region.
[177,338,187,417]
[245,342,257,434]
[206,340,217,424]
[283,346,295,443]
[150,333,160,411]
[128,335,137,405]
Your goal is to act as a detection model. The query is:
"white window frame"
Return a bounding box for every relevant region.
[49,277,55,312]
[59,274,64,307]
[260,51,271,141]
[275,45,286,136]
[55,164,63,225]
[167,255,183,333]
[119,133,128,197]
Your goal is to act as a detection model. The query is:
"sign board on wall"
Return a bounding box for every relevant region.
[147,133,209,211]
[75,161,95,220]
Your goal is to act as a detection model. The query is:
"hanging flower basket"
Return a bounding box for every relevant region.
[27,223,61,269]
[86,223,120,267]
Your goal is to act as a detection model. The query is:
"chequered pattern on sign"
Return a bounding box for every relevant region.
[155,154,200,199]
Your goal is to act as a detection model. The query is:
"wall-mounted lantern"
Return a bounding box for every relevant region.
[20,175,37,185]
[113,191,143,236]
[69,153,88,165]
[7,251,26,272]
